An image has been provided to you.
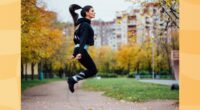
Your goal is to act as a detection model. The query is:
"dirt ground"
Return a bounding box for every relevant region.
[22,81,179,110]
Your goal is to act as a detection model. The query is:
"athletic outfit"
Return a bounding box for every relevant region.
[68,18,98,93]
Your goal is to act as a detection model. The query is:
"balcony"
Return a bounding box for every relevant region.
[128,21,137,26]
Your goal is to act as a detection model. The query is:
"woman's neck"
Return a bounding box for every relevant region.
[85,16,91,20]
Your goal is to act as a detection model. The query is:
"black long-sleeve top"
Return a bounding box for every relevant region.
[74,18,94,54]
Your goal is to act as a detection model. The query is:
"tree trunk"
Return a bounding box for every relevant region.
[69,63,73,76]
[148,60,152,74]
[31,63,35,80]
[49,63,53,78]
[127,62,130,74]
[105,62,109,73]
[163,43,173,77]
[38,62,40,80]
[25,63,28,81]
[21,62,24,80]
[43,60,47,79]
[38,60,44,80]
[167,54,173,78]
[135,61,140,73]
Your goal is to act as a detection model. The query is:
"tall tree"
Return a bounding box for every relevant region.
[21,0,63,80]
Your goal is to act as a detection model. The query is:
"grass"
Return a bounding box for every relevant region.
[82,78,179,102]
[21,77,65,92]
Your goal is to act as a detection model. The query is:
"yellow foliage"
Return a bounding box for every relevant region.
[116,44,139,72]
[21,0,63,64]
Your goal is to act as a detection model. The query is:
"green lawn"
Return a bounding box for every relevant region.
[21,77,65,92]
[82,78,179,102]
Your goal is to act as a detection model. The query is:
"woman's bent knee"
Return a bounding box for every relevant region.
[94,68,98,75]
[90,68,98,76]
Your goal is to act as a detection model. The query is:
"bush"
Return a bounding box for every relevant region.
[159,70,170,75]
[127,72,137,78]
[127,73,134,78]
[121,70,129,75]
[139,75,152,78]
[160,75,173,79]
[138,70,151,75]
[113,68,129,75]
[128,71,151,79]
[97,73,118,78]
[127,70,173,79]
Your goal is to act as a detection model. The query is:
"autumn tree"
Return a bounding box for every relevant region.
[115,44,139,74]
[93,46,114,73]
[21,0,63,80]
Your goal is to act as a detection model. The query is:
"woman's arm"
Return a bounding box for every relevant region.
[78,23,90,54]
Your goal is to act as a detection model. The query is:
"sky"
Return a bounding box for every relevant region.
[40,0,134,22]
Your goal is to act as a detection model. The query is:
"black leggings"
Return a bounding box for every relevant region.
[73,47,98,78]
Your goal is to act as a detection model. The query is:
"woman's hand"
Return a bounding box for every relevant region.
[75,53,82,60]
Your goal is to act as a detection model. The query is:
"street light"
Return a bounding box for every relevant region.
[150,30,155,79]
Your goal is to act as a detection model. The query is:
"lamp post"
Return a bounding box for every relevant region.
[152,36,155,79]
[150,30,155,79]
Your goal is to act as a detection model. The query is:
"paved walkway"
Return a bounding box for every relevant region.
[22,81,178,110]
[139,79,179,86]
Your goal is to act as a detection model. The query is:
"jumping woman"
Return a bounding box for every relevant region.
[67,4,98,93]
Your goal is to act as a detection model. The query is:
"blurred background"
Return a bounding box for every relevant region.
[21,0,179,81]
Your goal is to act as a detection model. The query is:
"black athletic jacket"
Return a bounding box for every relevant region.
[74,18,94,54]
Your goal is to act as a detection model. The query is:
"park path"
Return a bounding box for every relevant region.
[22,81,178,110]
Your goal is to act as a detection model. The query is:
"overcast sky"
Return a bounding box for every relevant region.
[41,0,134,22]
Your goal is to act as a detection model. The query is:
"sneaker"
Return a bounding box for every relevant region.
[67,77,77,93]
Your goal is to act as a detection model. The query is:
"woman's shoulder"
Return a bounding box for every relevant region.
[80,22,92,30]
[81,22,90,27]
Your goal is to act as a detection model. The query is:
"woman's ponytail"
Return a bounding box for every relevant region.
[69,4,82,26]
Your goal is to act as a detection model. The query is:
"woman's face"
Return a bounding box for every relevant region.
[86,8,95,19]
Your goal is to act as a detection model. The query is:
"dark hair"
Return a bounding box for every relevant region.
[69,4,93,26]
[81,5,93,18]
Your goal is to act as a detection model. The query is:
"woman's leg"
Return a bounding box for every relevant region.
[72,49,98,82]
[68,48,98,93]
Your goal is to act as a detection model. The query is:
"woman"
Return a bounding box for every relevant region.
[67,4,98,93]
